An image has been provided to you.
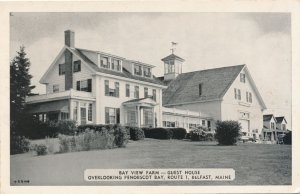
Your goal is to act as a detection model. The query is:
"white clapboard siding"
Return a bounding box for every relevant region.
[45,55,66,94]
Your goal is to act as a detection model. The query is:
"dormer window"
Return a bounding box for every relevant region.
[144,67,152,78]
[112,59,121,71]
[101,57,110,68]
[240,73,246,83]
[73,60,81,72]
[134,64,142,76]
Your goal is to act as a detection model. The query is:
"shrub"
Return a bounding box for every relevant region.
[34,144,48,155]
[58,129,116,153]
[126,126,145,141]
[169,128,187,139]
[55,120,77,135]
[10,133,30,155]
[190,126,214,141]
[142,127,173,139]
[114,125,129,147]
[215,120,241,145]
[283,131,292,145]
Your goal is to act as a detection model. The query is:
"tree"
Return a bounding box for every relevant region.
[283,131,292,145]
[10,46,35,131]
[215,120,241,145]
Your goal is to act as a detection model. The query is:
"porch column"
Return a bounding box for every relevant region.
[76,101,80,124]
[69,99,73,120]
[152,107,155,128]
[137,105,140,128]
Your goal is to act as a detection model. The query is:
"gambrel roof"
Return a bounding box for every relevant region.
[162,64,266,109]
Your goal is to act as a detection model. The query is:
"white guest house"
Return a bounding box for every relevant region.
[26,30,213,129]
[26,30,267,138]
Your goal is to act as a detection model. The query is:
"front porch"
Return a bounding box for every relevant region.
[122,97,158,128]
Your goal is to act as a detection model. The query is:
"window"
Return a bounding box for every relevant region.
[144,87,148,98]
[152,89,156,101]
[240,73,246,83]
[134,65,142,76]
[101,57,110,68]
[134,86,139,98]
[76,79,92,92]
[39,113,47,122]
[143,109,153,127]
[234,88,241,100]
[246,92,253,103]
[59,64,65,75]
[271,122,275,129]
[144,67,151,77]
[105,107,120,124]
[126,84,130,97]
[88,103,92,121]
[61,112,69,120]
[163,121,175,127]
[104,80,119,97]
[112,59,121,71]
[53,84,59,93]
[73,60,81,72]
[207,121,211,130]
[282,124,286,130]
[199,83,202,96]
[202,120,206,126]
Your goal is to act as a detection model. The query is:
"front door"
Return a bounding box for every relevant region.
[80,107,86,125]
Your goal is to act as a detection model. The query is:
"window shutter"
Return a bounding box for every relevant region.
[59,64,61,75]
[76,81,80,91]
[246,92,249,102]
[87,79,92,92]
[105,80,109,95]
[249,93,252,103]
[234,88,237,99]
[116,108,120,124]
[105,107,109,124]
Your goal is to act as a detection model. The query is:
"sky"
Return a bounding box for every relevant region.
[10,12,292,129]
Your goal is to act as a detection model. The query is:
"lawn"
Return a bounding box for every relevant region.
[10,138,291,186]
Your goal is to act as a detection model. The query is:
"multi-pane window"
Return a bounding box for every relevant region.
[61,112,69,120]
[112,59,121,71]
[59,64,65,75]
[165,61,175,74]
[88,103,92,121]
[134,86,139,98]
[76,79,92,92]
[202,120,206,126]
[144,67,151,77]
[73,106,77,121]
[246,91,253,103]
[101,57,109,68]
[144,87,148,98]
[73,60,81,72]
[271,122,275,129]
[152,89,156,102]
[126,84,130,97]
[134,65,142,76]
[240,73,246,83]
[105,107,120,124]
[163,121,176,127]
[53,84,59,93]
[234,88,241,100]
[143,109,153,127]
[104,80,119,97]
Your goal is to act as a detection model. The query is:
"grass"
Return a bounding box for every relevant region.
[10,138,291,186]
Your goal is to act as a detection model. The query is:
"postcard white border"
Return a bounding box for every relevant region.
[1,0,299,193]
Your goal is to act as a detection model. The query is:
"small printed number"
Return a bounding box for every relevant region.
[13,179,30,184]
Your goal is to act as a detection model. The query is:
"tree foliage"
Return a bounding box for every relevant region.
[215,120,241,145]
[10,46,35,130]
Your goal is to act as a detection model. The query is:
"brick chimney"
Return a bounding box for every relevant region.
[65,30,75,48]
[64,30,74,90]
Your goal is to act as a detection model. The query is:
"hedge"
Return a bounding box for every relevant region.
[142,127,187,140]
[125,126,145,141]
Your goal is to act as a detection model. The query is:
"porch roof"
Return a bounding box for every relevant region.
[122,97,158,107]
[26,100,69,114]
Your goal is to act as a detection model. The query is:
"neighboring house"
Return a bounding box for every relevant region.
[25,30,212,128]
[160,54,267,139]
[262,115,289,142]
[275,116,288,131]
[262,114,277,141]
